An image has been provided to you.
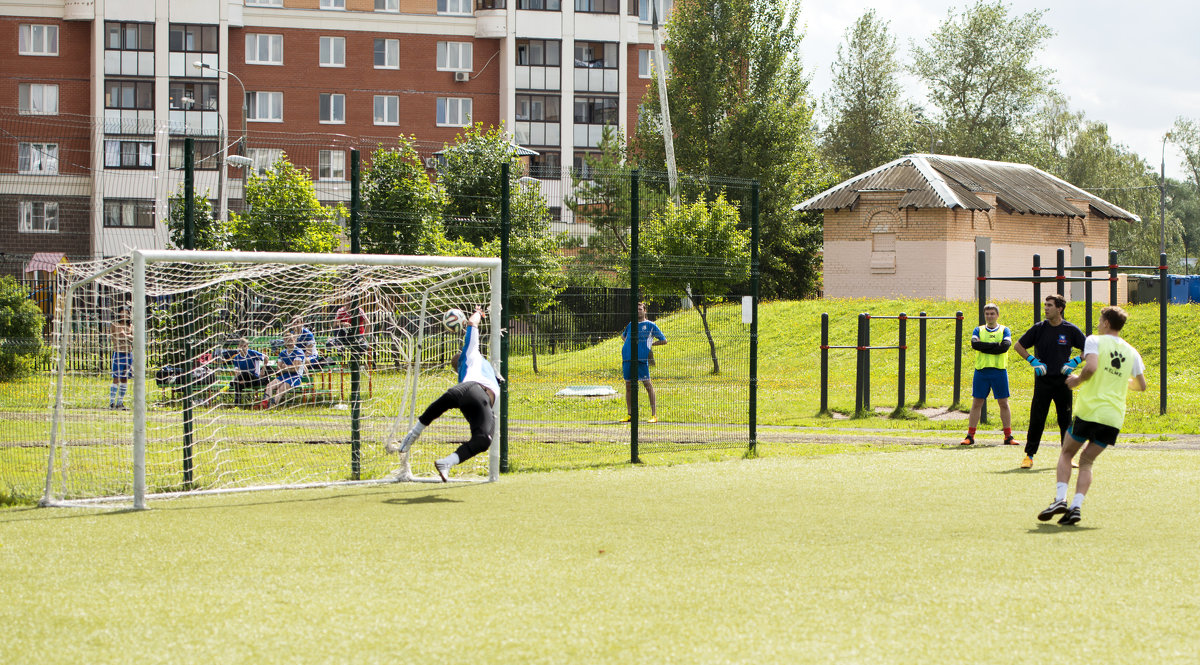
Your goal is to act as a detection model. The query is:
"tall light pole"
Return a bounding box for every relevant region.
[1161,132,1173,256]
[196,62,248,219]
[915,120,937,154]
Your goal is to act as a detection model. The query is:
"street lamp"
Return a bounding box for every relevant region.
[915,120,938,154]
[195,61,248,219]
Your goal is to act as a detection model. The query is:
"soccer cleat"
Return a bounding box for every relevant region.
[648,416,658,423]
[1058,506,1082,525]
[1020,456,1033,469]
[433,459,450,483]
[620,415,632,423]
[1003,436,1020,446]
[959,434,974,446]
[1038,500,1069,521]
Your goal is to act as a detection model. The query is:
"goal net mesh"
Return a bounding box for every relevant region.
[44,254,495,505]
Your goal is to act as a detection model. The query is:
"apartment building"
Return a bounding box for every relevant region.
[0,0,670,266]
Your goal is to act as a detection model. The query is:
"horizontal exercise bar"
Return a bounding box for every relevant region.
[820,345,859,350]
[980,276,1113,283]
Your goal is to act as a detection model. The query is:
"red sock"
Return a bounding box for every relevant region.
[967,427,976,437]
[1004,428,1012,437]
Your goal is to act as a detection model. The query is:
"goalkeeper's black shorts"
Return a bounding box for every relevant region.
[419,382,495,461]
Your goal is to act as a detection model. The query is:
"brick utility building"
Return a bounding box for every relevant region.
[0,0,670,270]
[794,154,1141,302]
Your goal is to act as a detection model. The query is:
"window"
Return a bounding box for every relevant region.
[632,0,671,22]
[19,202,58,233]
[374,39,399,68]
[374,95,399,125]
[18,84,58,115]
[436,98,472,126]
[572,152,599,179]
[319,151,346,180]
[168,140,220,170]
[321,0,346,8]
[19,24,59,55]
[247,91,283,121]
[320,36,345,67]
[168,81,216,110]
[104,200,156,228]
[105,22,154,51]
[517,39,560,66]
[575,0,618,13]
[574,41,617,68]
[105,80,155,110]
[104,139,155,169]
[246,34,283,65]
[169,24,218,54]
[528,151,561,179]
[18,143,59,175]
[638,49,668,78]
[476,0,505,7]
[518,0,560,8]
[437,0,472,15]
[375,0,398,9]
[319,93,345,123]
[516,94,560,122]
[437,42,473,71]
[248,148,283,176]
[246,0,283,5]
[574,96,618,125]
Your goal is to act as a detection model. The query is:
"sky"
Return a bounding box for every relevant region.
[798,0,1200,180]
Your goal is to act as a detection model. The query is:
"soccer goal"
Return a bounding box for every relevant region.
[42,250,501,509]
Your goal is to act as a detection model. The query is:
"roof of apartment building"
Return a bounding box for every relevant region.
[794,154,1140,222]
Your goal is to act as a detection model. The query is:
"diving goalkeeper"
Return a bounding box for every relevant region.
[386,306,500,482]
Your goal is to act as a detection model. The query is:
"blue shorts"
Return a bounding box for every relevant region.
[971,368,1009,400]
[112,352,132,379]
[278,372,303,388]
[622,360,650,382]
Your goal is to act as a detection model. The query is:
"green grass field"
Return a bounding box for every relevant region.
[3,443,1198,664]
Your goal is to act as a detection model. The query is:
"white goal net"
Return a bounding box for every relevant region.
[43,250,500,508]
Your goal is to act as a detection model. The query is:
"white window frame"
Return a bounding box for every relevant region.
[247,91,283,122]
[320,36,346,67]
[319,93,346,124]
[374,38,399,69]
[19,24,59,56]
[246,0,283,6]
[19,201,59,233]
[638,49,669,78]
[437,0,472,15]
[248,148,283,176]
[373,95,399,125]
[320,0,346,8]
[437,42,473,72]
[18,143,59,175]
[319,150,346,181]
[103,199,156,228]
[436,97,472,127]
[246,33,283,65]
[18,83,59,115]
[375,0,399,10]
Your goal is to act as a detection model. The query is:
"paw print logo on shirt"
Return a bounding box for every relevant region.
[1110,350,1126,370]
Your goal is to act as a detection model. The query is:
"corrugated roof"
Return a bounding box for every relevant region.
[794,154,1140,222]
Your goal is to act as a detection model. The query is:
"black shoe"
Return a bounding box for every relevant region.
[1038,500,1069,521]
[1058,506,1082,525]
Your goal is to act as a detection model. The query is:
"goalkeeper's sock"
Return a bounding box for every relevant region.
[1055,482,1068,502]
[437,452,461,469]
[1071,493,1085,509]
[109,385,118,405]
[118,385,127,404]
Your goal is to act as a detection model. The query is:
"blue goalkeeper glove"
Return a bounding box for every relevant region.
[1061,356,1083,376]
[1026,354,1047,377]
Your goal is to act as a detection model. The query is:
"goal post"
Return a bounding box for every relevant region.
[43,249,501,509]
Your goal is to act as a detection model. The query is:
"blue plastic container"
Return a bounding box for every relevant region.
[1168,275,1190,304]
[1190,275,1200,304]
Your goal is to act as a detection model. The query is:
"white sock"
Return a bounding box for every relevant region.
[1055,482,1068,502]
[437,452,460,468]
[1071,493,1085,509]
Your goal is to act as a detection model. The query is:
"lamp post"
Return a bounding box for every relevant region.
[1161,132,1173,257]
[915,120,937,154]
[196,62,248,218]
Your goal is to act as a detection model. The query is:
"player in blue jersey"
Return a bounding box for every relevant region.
[227,337,268,405]
[388,306,501,482]
[109,308,132,409]
[262,332,306,408]
[620,302,668,423]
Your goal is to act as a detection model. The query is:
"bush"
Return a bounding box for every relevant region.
[0,276,47,381]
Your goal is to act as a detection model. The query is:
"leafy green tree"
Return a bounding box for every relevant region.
[639,194,749,375]
[228,153,344,253]
[361,136,447,256]
[0,276,47,381]
[1168,179,1200,271]
[632,0,833,299]
[822,9,917,177]
[1172,117,1200,191]
[163,187,229,250]
[910,1,1056,162]
[438,123,526,246]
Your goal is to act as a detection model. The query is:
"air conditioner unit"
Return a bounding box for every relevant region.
[423,157,438,169]
[454,71,470,82]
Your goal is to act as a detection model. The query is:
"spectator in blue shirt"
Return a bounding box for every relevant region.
[621,302,667,423]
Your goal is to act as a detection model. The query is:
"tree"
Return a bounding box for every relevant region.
[1172,117,1200,191]
[438,123,526,246]
[910,1,1056,162]
[163,186,229,250]
[632,0,833,299]
[822,10,917,177]
[361,136,447,255]
[228,153,344,253]
[0,276,47,381]
[639,194,749,375]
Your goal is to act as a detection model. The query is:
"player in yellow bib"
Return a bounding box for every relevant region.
[960,303,1018,446]
[1037,306,1146,525]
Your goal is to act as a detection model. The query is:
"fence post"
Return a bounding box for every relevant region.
[182,137,194,487]
[1109,250,1119,306]
[976,251,987,423]
[1056,248,1066,298]
[349,149,361,480]
[500,162,511,472]
[1160,252,1167,415]
[918,311,927,408]
[1032,253,1041,324]
[1084,255,1093,335]
[820,312,829,415]
[629,169,640,463]
[953,311,963,409]
[749,182,759,454]
[863,313,871,412]
[854,313,865,416]
[896,313,906,414]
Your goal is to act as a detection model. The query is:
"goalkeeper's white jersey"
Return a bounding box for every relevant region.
[458,324,500,397]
